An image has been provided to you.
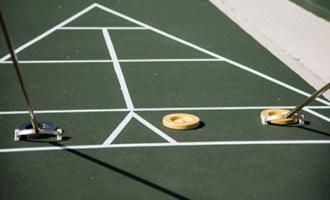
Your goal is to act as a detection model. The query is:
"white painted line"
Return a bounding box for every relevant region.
[0,145,104,153]
[58,26,148,30]
[1,140,330,153]
[110,140,330,147]
[1,106,329,116]
[134,106,330,111]
[301,106,330,109]
[0,58,222,64]
[119,58,223,62]
[135,106,295,112]
[0,108,128,115]
[102,112,133,145]
[94,3,330,106]
[102,28,134,110]
[303,108,330,122]
[0,60,113,64]
[0,3,97,62]
[0,111,28,115]
[132,112,177,143]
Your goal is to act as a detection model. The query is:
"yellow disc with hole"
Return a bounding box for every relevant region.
[162,113,200,130]
[260,109,301,125]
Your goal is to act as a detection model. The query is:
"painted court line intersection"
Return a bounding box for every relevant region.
[0,2,329,154]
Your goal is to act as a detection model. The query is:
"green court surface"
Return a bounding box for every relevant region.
[1,0,330,199]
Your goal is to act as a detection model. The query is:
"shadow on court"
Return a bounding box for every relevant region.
[266,121,330,137]
[297,126,330,137]
[47,142,191,200]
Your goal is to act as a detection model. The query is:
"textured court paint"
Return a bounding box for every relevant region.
[121,62,324,108]
[0,3,97,62]
[16,30,109,60]
[312,108,330,118]
[132,112,177,143]
[109,30,214,59]
[112,117,168,144]
[66,8,138,27]
[0,63,126,110]
[304,108,330,122]
[102,112,133,145]
[1,146,330,199]
[0,0,329,199]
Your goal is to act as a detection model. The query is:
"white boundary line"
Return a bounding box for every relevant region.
[0,3,97,62]
[1,106,329,115]
[102,112,133,145]
[0,108,128,115]
[0,58,223,64]
[58,26,148,30]
[119,58,223,63]
[1,140,330,153]
[94,3,330,106]
[1,60,112,64]
[303,108,330,122]
[102,28,134,110]
[135,106,330,112]
[132,112,177,143]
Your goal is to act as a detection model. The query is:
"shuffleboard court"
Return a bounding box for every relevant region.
[0,0,329,199]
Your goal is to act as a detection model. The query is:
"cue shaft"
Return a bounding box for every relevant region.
[286,82,330,118]
[0,10,39,133]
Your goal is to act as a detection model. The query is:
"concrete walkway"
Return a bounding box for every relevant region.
[210,0,330,99]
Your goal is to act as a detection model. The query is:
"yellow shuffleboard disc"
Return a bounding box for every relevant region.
[163,113,200,130]
[260,109,303,125]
